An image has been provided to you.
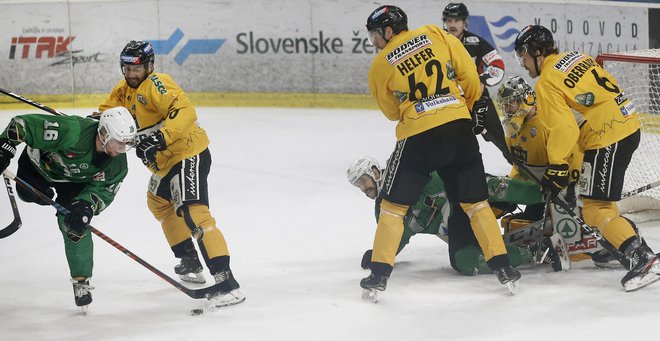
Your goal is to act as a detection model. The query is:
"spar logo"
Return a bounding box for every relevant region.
[149,28,225,65]
[469,15,520,53]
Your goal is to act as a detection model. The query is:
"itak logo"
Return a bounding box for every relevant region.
[150,29,225,65]
[9,35,102,66]
[9,36,75,59]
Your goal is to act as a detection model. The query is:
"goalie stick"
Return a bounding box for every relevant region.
[481,131,630,267]
[0,174,21,238]
[2,169,228,300]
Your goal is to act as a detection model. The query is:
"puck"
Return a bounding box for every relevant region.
[190,308,204,316]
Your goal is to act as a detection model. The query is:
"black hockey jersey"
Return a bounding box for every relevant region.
[460,31,505,87]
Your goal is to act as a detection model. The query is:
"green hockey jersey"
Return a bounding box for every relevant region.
[1,114,128,214]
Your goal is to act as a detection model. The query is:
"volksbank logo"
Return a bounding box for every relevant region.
[149,28,225,65]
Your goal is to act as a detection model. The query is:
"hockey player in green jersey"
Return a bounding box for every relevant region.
[347,156,544,275]
[0,107,136,310]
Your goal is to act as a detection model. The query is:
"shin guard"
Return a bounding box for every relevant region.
[460,200,508,262]
[371,200,408,268]
[582,198,636,250]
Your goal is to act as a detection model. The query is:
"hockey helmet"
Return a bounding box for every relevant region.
[442,3,469,21]
[120,40,155,68]
[497,76,536,137]
[98,106,137,153]
[348,154,382,182]
[514,25,554,55]
[366,5,408,33]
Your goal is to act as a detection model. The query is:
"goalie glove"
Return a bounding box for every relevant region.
[542,164,569,198]
[136,130,167,166]
[470,97,489,136]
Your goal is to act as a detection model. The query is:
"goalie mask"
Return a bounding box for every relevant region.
[98,107,137,155]
[497,76,536,137]
[347,156,383,199]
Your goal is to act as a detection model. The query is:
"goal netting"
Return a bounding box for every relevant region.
[597,49,660,223]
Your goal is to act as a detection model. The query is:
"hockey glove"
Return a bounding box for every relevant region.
[136,130,167,166]
[361,249,373,269]
[542,164,569,198]
[0,138,17,173]
[64,201,93,235]
[470,97,489,135]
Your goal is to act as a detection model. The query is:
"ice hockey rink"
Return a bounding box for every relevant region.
[1,107,660,341]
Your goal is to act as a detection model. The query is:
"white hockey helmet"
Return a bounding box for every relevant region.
[347,155,382,187]
[98,106,137,152]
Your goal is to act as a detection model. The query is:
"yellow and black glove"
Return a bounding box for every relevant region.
[470,97,489,135]
[136,130,167,166]
[542,164,569,198]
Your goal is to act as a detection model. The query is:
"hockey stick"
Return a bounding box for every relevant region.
[1,169,226,299]
[0,87,66,116]
[0,174,22,238]
[481,131,629,266]
[621,179,660,200]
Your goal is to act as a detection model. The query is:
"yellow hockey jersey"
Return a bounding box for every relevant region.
[506,112,583,183]
[535,51,640,164]
[99,72,210,176]
[368,24,482,140]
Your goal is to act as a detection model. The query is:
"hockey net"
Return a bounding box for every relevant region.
[597,49,660,223]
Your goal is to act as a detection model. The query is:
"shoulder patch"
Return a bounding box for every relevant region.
[530,126,538,138]
[482,49,500,64]
[137,94,147,105]
[575,92,595,107]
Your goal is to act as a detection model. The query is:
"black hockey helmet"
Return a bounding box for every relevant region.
[514,25,554,55]
[442,3,469,20]
[366,5,408,34]
[120,40,155,67]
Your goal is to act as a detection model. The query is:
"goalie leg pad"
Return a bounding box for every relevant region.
[582,198,636,250]
[460,200,508,262]
[371,200,408,267]
[501,216,535,234]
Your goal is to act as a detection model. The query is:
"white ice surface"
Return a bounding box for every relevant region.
[1,107,659,341]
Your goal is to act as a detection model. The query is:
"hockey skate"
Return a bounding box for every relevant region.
[174,254,206,284]
[72,278,93,313]
[206,270,245,309]
[621,241,660,292]
[360,272,388,303]
[494,265,521,294]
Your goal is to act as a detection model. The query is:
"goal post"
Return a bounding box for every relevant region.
[596,49,660,222]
